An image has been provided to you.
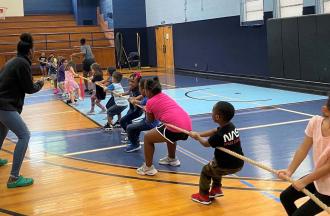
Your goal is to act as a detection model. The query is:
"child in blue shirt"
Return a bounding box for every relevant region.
[103,71,128,131]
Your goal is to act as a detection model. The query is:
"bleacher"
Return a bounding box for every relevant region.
[0,14,115,73]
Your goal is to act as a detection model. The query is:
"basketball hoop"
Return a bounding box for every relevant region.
[0,7,7,20]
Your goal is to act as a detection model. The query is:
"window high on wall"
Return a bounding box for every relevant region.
[273,0,303,18]
[240,0,264,26]
[316,0,330,14]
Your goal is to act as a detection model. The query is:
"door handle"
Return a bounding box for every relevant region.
[163,45,166,54]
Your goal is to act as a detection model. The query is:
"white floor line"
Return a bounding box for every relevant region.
[275,107,314,117]
[238,118,310,131]
[176,148,207,165]
[25,92,61,98]
[177,145,208,164]
[7,130,103,144]
[63,142,144,156]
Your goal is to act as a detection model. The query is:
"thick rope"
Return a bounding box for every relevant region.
[164,123,330,214]
[78,75,128,98]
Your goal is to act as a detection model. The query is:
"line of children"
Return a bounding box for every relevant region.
[37,55,330,213]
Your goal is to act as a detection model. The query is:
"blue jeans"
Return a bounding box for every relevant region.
[120,108,143,131]
[0,110,31,178]
[127,120,155,146]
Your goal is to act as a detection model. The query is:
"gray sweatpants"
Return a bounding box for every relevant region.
[0,110,31,178]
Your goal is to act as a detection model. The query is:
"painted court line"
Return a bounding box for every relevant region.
[275,107,314,117]
[63,142,141,156]
[196,88,315,117]
[238,118,310,131]
[6,130,103,144]
[35,118,311,157]
[25,93,56,98]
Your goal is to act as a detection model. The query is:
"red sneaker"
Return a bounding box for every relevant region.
[191,193,212,205]
[209,187,224,198]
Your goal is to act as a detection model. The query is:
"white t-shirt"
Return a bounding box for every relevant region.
[107,83,128,107]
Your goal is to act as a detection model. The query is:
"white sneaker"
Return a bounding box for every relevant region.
[87,110,96,115]
[159,156,181,167]
[136,163,158,176]
[98,110,107,114]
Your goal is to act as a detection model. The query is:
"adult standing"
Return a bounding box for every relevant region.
[0,33,44,188]
[71,38,95,94]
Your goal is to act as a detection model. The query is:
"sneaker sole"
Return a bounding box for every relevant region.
[7,181,34,189]
[159,162,181,167]
[125,146,142,153]
[191,198,212,205]
[136,170,158,176]
[209,194,224,199]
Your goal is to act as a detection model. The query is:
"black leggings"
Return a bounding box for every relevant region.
[280,182,330,216]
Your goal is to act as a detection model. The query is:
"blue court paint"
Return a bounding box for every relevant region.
[24,89,59,105]
[279,99,327,116]
[239,180,280,202]
[162,83,327,115]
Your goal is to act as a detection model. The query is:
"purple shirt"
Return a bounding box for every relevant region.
[57,65,65,82]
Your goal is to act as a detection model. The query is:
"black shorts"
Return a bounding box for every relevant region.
[83,58,95,73]
[155,123,189,144]
[107,105,127,118]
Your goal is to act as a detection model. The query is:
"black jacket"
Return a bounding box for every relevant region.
[0,54,43,114]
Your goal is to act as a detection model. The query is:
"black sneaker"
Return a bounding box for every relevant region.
[84,89,90,93]
[88,90,93,95]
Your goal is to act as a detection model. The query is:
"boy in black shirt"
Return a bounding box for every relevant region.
[190,101,244,205]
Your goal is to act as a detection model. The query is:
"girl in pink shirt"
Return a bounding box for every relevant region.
[277,96,330,215]
[64,62,82,105]
[137,77,192,176]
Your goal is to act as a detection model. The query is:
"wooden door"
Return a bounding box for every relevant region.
[155,26,174,69]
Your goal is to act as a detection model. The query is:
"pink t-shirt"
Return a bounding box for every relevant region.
[145,92,192,132]
[305,115,330,196]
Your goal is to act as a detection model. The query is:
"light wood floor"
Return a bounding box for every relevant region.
[0,71,327,216]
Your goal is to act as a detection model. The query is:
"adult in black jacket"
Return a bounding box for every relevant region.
[0,33,44,188]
